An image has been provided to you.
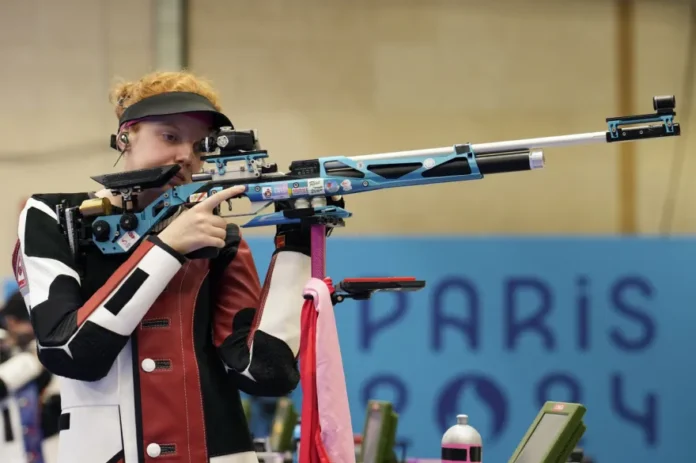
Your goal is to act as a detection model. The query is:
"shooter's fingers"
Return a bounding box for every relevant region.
[209,215,228,230]
[197,186,246,211]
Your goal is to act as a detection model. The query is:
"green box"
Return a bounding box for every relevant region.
[242,398,251,423]
[507,401,586,463]
[555,421,586,463]
[359,400,399,463]
[269,397,298,452]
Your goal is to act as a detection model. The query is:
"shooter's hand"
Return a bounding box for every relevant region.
[158,186,245,255]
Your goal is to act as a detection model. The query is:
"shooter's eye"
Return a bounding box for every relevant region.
[162,132,180,143]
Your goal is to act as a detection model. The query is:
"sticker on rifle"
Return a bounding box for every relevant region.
[291,186,308,196]
[262,185,290,200]
[117,231,140,252]
[423,158,436,169]
[340,179,352,191]
[307,179,325,195]
[189,192,208,203]
[274,184,290,199]
[325,180,339,194]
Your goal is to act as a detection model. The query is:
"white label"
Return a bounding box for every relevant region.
[189,192,208,203]
[117,230,141,252]
[307,179,325,195]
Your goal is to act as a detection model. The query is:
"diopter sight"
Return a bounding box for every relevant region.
[196,127,260,157]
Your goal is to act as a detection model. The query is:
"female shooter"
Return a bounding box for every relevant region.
[11,70,334,463]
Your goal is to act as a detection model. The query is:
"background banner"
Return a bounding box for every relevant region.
[4,236,694,462]
[252,236,693,462]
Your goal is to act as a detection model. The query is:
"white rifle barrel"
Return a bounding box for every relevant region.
[349,131,607,161]
[472,131,607,154]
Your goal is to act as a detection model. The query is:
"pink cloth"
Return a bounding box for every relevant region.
[303,278,356,463]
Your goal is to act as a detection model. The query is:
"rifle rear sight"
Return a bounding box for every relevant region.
[193,128,280,180]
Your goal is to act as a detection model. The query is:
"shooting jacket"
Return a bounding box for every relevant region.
[11,193,309,463]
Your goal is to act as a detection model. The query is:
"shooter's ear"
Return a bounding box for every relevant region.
[110,132,130,152]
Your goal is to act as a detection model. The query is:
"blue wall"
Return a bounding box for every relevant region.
[6,236,694,462]
[3,278,17,301]
[245,236,693,463]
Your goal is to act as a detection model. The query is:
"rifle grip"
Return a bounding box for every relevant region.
[186,246,220,260]
[184,217,234,260]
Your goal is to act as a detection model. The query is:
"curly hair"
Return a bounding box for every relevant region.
[108,70,223,122]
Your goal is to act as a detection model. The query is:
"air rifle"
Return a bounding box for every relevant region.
[60,95,679,263]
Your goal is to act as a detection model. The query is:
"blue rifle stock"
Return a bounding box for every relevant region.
[62,95,679,261]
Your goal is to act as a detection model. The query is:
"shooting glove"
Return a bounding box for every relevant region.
[273,195,345,255]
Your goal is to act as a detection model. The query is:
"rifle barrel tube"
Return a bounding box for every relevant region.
[472,131,607,154]
[477,150,544,174]
[349,131,607,161]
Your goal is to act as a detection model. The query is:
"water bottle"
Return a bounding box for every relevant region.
[441,414,483,462]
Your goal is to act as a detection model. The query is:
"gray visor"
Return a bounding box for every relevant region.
[118,91,233,129]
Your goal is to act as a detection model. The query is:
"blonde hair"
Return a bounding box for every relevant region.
[108,70,223,122]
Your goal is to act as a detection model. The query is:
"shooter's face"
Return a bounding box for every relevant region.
[123,113,212,186]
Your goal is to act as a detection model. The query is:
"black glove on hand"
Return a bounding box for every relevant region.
[273,195,346,255]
